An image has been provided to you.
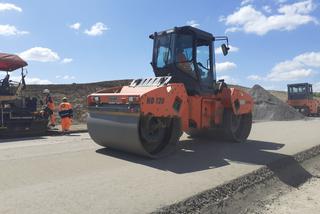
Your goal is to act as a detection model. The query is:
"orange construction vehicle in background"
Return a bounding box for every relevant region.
[287,83,320,116]
[87,26,253,158]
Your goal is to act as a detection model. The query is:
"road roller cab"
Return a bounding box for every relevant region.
[287,83,320,116]
[150,26,230,95]
[87,26,253,158]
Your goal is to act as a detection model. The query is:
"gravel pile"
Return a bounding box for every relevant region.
[249,84,304,121]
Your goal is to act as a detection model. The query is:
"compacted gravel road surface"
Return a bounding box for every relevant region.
[0,120,319,214]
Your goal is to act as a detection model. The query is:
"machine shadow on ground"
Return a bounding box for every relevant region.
[96,137,313,187]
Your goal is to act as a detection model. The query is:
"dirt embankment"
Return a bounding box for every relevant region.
[23,80,131,123]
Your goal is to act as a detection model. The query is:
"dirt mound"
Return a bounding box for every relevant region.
[249,84,304,121]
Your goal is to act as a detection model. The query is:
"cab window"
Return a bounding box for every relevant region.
[196,44,211,83]
[155,35,173,68]
[175,34,196,78]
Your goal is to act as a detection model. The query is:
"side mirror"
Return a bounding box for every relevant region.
[221,44,230,56]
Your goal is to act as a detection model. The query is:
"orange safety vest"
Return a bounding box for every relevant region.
[45,95,55,110]
[58,102,73,118]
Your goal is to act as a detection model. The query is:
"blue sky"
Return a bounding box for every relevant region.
[0,0,319,91]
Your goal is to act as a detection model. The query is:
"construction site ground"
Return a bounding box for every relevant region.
[48,124,88,134]
[234,154,320,214]
[0,119,320,214]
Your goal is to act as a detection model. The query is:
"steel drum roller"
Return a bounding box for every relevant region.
[87,112,180,158]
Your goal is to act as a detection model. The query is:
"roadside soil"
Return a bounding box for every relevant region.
[256,177,320,214]
[245,155,320,214]
[201,153,320,214]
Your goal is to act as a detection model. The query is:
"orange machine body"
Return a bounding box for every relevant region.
[88,82,253,133]
[287,99,320,114]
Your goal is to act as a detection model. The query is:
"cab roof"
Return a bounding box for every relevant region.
[287,83,311,87]
[149,26,214,42]
[0,53,28,72]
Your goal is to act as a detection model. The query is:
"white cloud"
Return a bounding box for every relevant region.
[0,3,22,12]
[216,61,237,72]
[267,51,320,81]
[0,24,29,36]
[247,74,262,80]
[224,27,239,33]
[69,22,81,30]
[56,75,75,80]
[313,82,320,92]
[269,68,312,81]
[263,5,272,13]
[19,47,60,62]
[26,77,52,84]
[61,58,73,64]
[217,75,238,84]
[215,45,239,55]
[6,75,52,84]
[84,22,108,36]
[241,0,254,6]
[63,75,75,80]
[186,20,200,27]
[222,0,318,35]
[294,52,320,67]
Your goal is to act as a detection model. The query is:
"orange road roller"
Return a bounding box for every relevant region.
[87,26,253,158]
[287,83,320,116]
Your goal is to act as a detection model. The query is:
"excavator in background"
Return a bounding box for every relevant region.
[87,26,253,158]
[287,83,320,116]
[0,53,48,136]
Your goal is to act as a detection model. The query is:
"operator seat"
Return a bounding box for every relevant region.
[0,74,10,95]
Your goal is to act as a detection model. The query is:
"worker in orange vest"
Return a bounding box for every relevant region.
[43,89,56,127]
[58,97,73,134]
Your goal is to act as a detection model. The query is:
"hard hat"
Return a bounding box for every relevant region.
[62,97,68,102]
[43,89,50,94]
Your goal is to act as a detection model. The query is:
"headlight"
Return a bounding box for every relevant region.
[94,96,100,103]
[128,96,134,102]
[128,96,139,103]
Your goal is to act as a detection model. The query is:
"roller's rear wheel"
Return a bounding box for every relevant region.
[300,106,310,116]
[186,110,252,142]
[222,109,252,142]
[139,115,181,155]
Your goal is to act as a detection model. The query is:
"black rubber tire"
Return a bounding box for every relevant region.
[301,106,310,116]
[185,129,203,138]
[186,128,221,140]
[139,116,181,155]
[222,109,252,143]
[186,111,252,142]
